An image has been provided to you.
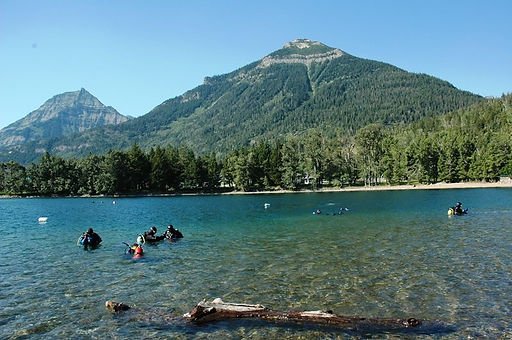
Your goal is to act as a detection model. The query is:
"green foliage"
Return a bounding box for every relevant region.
[0,161,29,195]
[1,93,511,196]
[0,46,483,163]
[1,68,510,196]
[355,124,386,186]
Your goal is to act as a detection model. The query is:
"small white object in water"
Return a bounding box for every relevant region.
[264,203,270,209]
[112,200,116,205]
[38,216,48,223]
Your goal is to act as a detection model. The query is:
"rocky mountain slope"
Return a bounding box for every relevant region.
[0,89,129,159]
[0,39,483,163]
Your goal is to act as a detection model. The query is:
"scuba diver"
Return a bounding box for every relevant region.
[79,228,102,248]
[141,226,165,243]
[448,202,468,216]
[164,224,184,240]
[127,243,144,258]
[454,202,463,215]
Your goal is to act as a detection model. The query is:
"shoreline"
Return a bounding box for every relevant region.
[1,181,511,199]
[222,180,512,195]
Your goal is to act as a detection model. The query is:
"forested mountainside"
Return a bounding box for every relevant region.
[1,94,510,196]
[0,39,483,164]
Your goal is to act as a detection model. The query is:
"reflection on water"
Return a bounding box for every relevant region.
[1,189,511,338]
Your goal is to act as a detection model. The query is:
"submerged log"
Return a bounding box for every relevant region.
[106,298,422,332]
[184,298,421,330]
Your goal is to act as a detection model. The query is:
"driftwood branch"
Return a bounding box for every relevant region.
[184,298,421,330]
[106,298,421,332]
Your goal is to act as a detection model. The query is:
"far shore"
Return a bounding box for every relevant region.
[223,180,512,195]
[1,181,511,199]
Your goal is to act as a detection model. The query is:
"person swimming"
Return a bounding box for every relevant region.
[164,224,183,240]
[448,201,468,215]
[141,226,165,242]
[79,228,102,248]
[128,243,144,257]
[454,202,464,215]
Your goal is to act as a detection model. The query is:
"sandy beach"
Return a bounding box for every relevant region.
[223,180,512,195]
[1,180,511,199]
[335,180,512,192]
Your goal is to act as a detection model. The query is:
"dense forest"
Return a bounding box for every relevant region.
[1,94,510,196]
[3,48,482,165]
[84,55,483,156]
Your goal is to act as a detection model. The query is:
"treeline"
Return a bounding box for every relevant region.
[1,95,511,196]
[0,145,220,196]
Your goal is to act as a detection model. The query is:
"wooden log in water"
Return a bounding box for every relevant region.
[184,298,421,330]
[105,298,421,331]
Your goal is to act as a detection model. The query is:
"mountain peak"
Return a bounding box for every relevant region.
[261,39,344,67]
[0,89,129,149]
[283,39,331,50]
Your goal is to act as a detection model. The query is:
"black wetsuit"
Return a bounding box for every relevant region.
[165,228,183,240]
[83,232,102,247]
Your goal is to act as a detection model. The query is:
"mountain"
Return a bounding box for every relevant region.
[1,39,484,163]
[0,88,129,161]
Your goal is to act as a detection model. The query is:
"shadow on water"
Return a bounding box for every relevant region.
[193,319,457,338]
[109,306,456,338]
[2,190,511,338]
[116,316,457,338]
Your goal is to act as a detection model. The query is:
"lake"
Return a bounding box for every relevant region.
[1,189,511,338]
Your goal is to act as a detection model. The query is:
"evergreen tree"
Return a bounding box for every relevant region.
[280,136,301,190]
[0,161,28,195]
[127,144,150,192]
[355,124,385,186]
[148,146,172,192]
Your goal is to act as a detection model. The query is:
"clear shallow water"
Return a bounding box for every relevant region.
[1,189,511,338]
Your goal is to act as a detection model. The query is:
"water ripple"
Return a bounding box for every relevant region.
[1,190,511,338]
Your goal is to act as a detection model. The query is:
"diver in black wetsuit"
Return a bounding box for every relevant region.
[81,228,102,247]
[143,226,165,242]
[454,202,464,215]
[164,224,183,240]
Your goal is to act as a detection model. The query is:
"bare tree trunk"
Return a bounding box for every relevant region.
[106,298,423,332]
[184,299,421,330]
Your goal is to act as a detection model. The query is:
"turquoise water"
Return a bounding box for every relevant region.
[1,189,511,338]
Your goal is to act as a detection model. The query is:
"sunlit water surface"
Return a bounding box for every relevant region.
[1,189,511,338]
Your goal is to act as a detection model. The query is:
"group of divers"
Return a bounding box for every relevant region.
[312,201,468,216]
[78,201,466,253]
[77,224,184,258]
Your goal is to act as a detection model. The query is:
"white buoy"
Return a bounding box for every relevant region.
[38,216,48,223]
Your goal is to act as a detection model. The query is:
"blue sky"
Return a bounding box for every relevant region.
[1,0,510,129]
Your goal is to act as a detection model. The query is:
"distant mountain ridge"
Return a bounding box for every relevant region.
[0,88,129,149]
[0,39,484,163]
[105,39,482,154]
